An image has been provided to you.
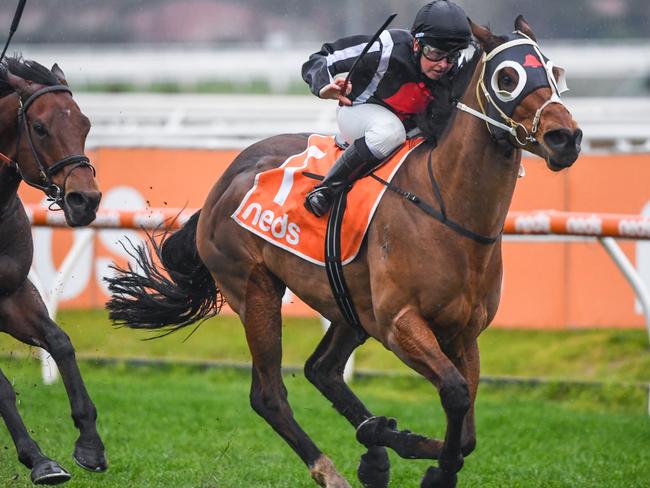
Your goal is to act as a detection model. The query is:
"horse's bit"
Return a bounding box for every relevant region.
[1,84,95,209]
[456,31,568,147]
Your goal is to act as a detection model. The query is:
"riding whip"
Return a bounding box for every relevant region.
[0,0,27,63]
[338,12,397,104]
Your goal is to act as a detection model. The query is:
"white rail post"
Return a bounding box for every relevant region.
[27,270,60,386]
[599,237,650,341]
[599,237,650,416]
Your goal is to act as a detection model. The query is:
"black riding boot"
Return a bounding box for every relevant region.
[304,138,382,217]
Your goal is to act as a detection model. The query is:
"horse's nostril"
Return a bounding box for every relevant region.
[574,129,583,152]
[65,191,100,212]
[66,192,86,209]
[543,129,571,151]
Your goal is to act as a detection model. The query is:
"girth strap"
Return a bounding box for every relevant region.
[319,145,499,336]
[325,188,369,340]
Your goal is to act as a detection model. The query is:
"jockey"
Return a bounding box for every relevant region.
[302,0,473,217]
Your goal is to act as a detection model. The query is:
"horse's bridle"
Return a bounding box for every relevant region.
[373,34,571,245]
[0,84,95,209]
[456,32,568,147]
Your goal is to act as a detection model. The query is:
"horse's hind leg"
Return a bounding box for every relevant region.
[241,266,350,487]
[305,322,390,488]
[305,322,371,426]
[0,281,107,473]
[0,367,72,485]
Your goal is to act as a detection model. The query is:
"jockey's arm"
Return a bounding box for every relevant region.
[301,34,372,100]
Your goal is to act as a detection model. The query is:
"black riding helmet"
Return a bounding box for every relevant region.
[412,0,472,53]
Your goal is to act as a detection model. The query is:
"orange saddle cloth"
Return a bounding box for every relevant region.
[232,134,424,266]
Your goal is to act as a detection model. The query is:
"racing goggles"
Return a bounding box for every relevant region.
[421,44,461,63]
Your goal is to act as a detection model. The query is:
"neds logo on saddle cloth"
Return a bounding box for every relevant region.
[232,134,424,266]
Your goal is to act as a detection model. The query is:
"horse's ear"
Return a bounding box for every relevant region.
[51,63,68,86]
[469,18,502,53]
[514,15,537,42]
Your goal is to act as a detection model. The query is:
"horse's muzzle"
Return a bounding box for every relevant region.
[544,128,583,170]
[63,190,102,227]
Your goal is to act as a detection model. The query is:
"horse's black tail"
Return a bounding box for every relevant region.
[105,211,223,335]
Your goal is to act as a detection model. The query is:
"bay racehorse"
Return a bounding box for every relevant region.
[0,57,107,485]
[107,17,581,488]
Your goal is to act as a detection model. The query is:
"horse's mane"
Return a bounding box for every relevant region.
[414,90,457,145]
[0,55,60,98]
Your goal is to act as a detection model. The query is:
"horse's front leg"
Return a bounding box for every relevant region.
[305,321,447,487]
[0,366,72,485]
[1,281,107,473]
[452,338,479,457]
[386,308,470,488]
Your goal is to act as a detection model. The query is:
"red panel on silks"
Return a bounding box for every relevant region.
[18,148,650,329]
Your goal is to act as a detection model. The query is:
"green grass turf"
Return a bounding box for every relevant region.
[1,309,649,485]
[0,360,648,488]
[1,309,648,384]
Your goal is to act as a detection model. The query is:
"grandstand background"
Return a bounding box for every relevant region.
[5,0,650,97]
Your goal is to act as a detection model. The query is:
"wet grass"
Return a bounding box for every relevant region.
[0,310,648,485]
[0,360,648,487]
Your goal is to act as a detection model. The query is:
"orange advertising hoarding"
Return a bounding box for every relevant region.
[19,149,650,329]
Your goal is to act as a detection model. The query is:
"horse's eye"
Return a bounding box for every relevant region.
[32,122,48,137]
[499,72,516,91]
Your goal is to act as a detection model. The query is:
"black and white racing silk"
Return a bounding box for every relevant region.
[302,29,465,128]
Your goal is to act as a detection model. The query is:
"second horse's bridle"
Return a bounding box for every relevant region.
[2,84,95,208]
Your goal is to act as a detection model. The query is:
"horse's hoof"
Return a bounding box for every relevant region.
[357,446,390,488]
[73,444,108,472]
[309,455,352,488]
[31,460,71,485]
[420,466,457,488]
[356,416,396,447]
